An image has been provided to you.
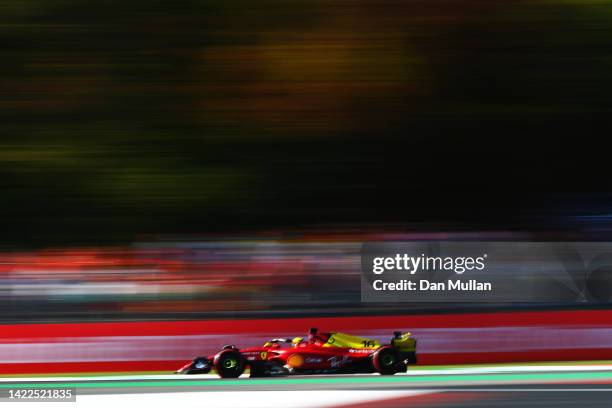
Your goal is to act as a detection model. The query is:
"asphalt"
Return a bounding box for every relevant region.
[2,367,612,407]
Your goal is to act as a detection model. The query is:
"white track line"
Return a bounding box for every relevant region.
[10,390,435,408]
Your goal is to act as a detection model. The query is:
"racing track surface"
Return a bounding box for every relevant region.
[2,364,612,407]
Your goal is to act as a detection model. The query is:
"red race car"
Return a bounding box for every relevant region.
[176,328,417,378]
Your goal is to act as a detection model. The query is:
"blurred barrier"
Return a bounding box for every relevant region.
[0,241,361,321]
[1,310,611,374]
[0,235,522,321]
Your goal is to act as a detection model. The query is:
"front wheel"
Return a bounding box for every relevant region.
[372,347,404,375]
[214,349,245,378]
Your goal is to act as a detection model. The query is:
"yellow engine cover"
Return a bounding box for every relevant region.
[322,332,380,349]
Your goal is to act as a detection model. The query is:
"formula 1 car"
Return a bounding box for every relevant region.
[176,328,417,378]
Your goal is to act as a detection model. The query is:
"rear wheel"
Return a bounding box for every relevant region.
[372,347,403,375]
[214,349,245,378]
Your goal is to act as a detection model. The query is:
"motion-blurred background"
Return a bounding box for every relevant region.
[3,0,612,248]
[1,0,612,374]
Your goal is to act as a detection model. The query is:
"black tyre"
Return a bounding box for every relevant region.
[214,349,245,378]
[372,347,402,375]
